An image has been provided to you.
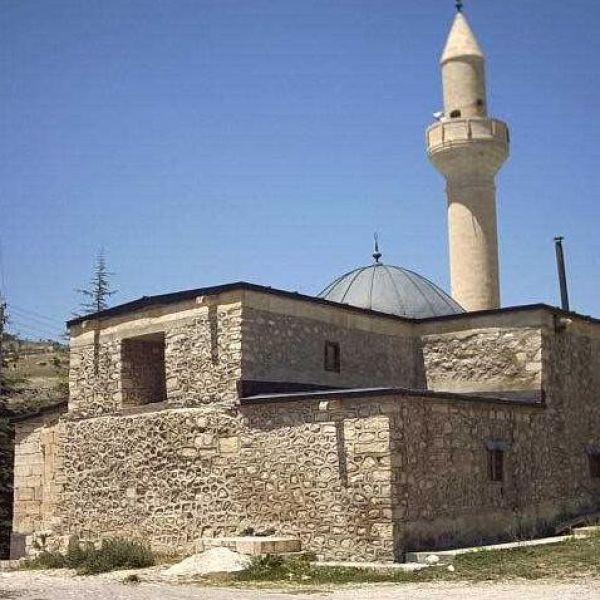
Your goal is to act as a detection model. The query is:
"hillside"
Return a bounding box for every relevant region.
[1,335,68,414]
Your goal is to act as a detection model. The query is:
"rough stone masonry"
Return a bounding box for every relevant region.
[10,285,600,561]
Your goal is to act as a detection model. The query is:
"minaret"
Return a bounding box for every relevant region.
[426,5,509,311]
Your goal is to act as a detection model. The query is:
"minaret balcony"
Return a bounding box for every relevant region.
[426,117,509,154]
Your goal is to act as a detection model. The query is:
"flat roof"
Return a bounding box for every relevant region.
[240,386,545,408]
[66,280,599,328]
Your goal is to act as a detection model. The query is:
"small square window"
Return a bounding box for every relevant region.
[589,454,600,479]
[324,341,340,373]
[488,448,504,482]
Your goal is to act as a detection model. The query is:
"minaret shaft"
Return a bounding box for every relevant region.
[447,178,500,309]
[427,12,509,312]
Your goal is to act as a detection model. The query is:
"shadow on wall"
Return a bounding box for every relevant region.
[412,336,428,390]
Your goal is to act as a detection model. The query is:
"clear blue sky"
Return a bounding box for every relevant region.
[2,0,600,339]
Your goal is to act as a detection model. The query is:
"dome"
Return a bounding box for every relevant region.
[318,260,464,319]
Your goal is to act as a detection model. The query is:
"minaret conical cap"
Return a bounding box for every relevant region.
[441,12,484,64]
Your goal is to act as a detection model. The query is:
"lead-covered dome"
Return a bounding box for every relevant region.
[318,260,464,319]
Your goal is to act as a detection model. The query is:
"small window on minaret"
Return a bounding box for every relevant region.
[450,109,462,118]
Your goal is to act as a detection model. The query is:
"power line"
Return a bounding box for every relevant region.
[7,315,64,337]
[6,326,61,342]
[7,304,65,326]
[8,305,65,329]
[8,316,63,340]
[8,312,61,331]
[8,329,61,342]
[8,319,61,337]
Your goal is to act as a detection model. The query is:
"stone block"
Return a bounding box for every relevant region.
[200,536,301,556]
[218,436,239,454]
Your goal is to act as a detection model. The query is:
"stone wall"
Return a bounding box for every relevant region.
[12,409,65,557]
[541,321,600,505]
[69,300,243,417]
[69,336,120,417]
[28,299,600,561]
[242,304,419,391]
[55,401,394,561]
[391,396,549,550]
[164,303,242,408]
[396,316,600,549]
[421,326,543,393]
[68,290,421,418]
[13,378,600,560]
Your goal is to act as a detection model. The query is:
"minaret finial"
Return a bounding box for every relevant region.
[373,233,382,264]
[456,0,463,12]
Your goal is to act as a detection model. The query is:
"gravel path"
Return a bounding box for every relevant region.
[0,571,599,599]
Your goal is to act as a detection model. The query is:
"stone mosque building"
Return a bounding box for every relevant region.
[9,9,600,561]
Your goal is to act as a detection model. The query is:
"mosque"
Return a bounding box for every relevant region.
[9,7,600,562]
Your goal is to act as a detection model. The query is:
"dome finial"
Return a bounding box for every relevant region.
[373,233,382,264]
[455,0,463,12]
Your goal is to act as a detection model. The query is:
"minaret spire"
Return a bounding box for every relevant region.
[426,11,510,311]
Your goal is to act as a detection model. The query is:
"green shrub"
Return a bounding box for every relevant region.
[237,553,319,582]
[64,535,89,569]
[75,538,155,575]
[236,554,418,585]
[240,554,288,580]
[26,537,155,575]
[26,551,68,570]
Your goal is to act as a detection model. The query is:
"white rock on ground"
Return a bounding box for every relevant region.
[163,547,252,578]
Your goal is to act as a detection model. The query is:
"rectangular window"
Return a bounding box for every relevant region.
[589,454,600,479]
[324,341,340,373]
[121,333,167,407]
[488,448,504,482]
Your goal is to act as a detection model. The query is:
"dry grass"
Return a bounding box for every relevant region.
[233,533,600,586]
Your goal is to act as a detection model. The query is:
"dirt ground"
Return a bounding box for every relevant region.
[1,571,600,600]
